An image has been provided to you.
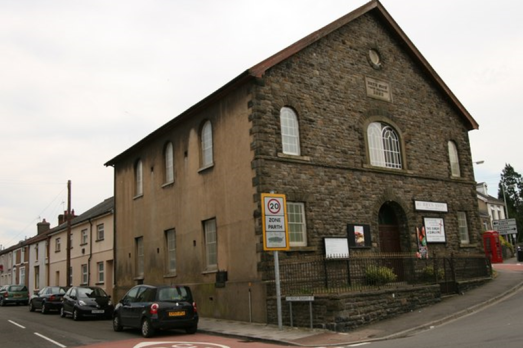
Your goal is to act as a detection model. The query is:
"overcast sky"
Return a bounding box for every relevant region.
[1,0,521,248]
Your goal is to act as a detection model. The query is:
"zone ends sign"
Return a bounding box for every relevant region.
[261,193,290,251]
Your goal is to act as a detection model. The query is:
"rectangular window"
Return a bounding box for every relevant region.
[97,262,104,283]
[287,202,307,247]
[204,219,217,270]
[136,237,144,277]
[35,245,39,261]
[81,229,88,245]
[81,264,88,284]
[458,212,470,244]
[20,266,25,285]
[97,224,105,241]
[55,238,61,252]
[34,267,40,289]
[165,229,176,274]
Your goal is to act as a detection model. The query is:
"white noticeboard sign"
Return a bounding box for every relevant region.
[261,193,290,251]
[423,217,446,243]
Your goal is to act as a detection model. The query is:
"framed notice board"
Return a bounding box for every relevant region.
[347,224,371,248]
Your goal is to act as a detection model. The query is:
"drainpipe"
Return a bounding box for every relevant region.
[88,218,93,286]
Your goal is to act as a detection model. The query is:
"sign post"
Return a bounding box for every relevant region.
[493,218,518,237]
[261,193,289,330]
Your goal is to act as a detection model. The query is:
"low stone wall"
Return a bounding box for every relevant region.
[267,284,442,332]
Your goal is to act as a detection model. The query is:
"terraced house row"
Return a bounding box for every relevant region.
[0,1,491,331]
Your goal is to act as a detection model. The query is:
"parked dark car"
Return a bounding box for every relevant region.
[29,286,69,314]
[61,286,113,320]
[0,285,29,306]
[113,284,198,338]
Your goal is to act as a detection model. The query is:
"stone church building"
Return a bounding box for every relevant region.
[105,0,482,325]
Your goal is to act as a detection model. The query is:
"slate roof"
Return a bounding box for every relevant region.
[105,0,478,166]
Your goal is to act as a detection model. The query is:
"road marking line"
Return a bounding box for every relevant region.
[34,332,67,348]
[348,343,371,347]
[8,320,25,329]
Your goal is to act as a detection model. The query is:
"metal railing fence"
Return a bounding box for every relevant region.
[263,253,491,296]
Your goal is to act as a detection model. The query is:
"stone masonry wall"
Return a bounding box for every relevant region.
[266,284,442,332]
[249,12,483,256]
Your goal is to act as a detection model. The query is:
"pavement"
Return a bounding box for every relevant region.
[198,256,523,346]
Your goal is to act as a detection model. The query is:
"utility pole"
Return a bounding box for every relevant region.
[66,180,72,286]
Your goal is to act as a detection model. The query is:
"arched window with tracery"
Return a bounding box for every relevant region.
[367,122,402,169]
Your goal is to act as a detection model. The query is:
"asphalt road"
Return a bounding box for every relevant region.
[0,305,285,348]
[366,282,523,348]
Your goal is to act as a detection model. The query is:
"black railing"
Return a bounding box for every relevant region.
[263,253,492,296]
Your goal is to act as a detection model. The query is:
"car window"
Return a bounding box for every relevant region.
[158,287,191,302]
[10,285,26,292]
[136,288,156,302]
[123,287,140,303]
[78,287,107,298]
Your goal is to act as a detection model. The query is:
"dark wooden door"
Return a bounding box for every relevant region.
[379,224,403,280]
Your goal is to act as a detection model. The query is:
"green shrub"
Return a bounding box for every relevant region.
[421,266,444,282]
[365,265,397,286]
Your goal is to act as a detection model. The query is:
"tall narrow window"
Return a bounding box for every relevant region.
[458,212,469,244]
[204,219,217,270]
[135,159,143,196]
[20,266,25,285]
[97,262,104,283]
[280,107,300,155]
[448,141,461,177]
[81,229,88,245]
[164,142,174,183]
[34,267,40,289]
[201,121,213,167]
[367,122,402,169]
[287,202,307,247]
[136,237,144,277]
[165,229,176,274]
[81,264,88,284]
[55,238,61,252]
[97,224,105,241]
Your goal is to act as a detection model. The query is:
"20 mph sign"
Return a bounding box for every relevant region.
[261,193,290,251]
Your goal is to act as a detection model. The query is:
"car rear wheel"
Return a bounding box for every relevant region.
[29,301,35,312]
[141,318,155,338]
[73,308,81,321]
[112,315,123,332]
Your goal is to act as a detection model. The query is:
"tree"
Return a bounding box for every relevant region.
[498,164,523,243]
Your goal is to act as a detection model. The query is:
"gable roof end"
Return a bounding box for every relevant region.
[105,0,478,167]
[249,0,479,131]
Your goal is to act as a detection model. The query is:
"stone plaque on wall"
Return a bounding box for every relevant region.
[365,77,392,102]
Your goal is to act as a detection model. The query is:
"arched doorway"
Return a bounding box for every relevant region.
[378,202,406,280]
[378,202,403,253]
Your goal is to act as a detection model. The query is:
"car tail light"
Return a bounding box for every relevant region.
[49,295,55,301]
[150,303,159,315]
[192,302,197,313]
[3,292,8,298]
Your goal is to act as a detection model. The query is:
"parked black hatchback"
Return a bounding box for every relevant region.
[113,284,198,338]
[61,286,113,320]
[29,286,69,314]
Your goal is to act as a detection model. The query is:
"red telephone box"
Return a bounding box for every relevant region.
[483,230,503,264]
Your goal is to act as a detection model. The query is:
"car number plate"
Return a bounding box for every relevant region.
[168,311,185,317]
[92,310,105,314]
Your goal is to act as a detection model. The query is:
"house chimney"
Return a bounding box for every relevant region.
[37,219,50,235]
[58,210,77,225]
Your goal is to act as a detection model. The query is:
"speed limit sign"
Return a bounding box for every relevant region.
[261,193,290,251]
